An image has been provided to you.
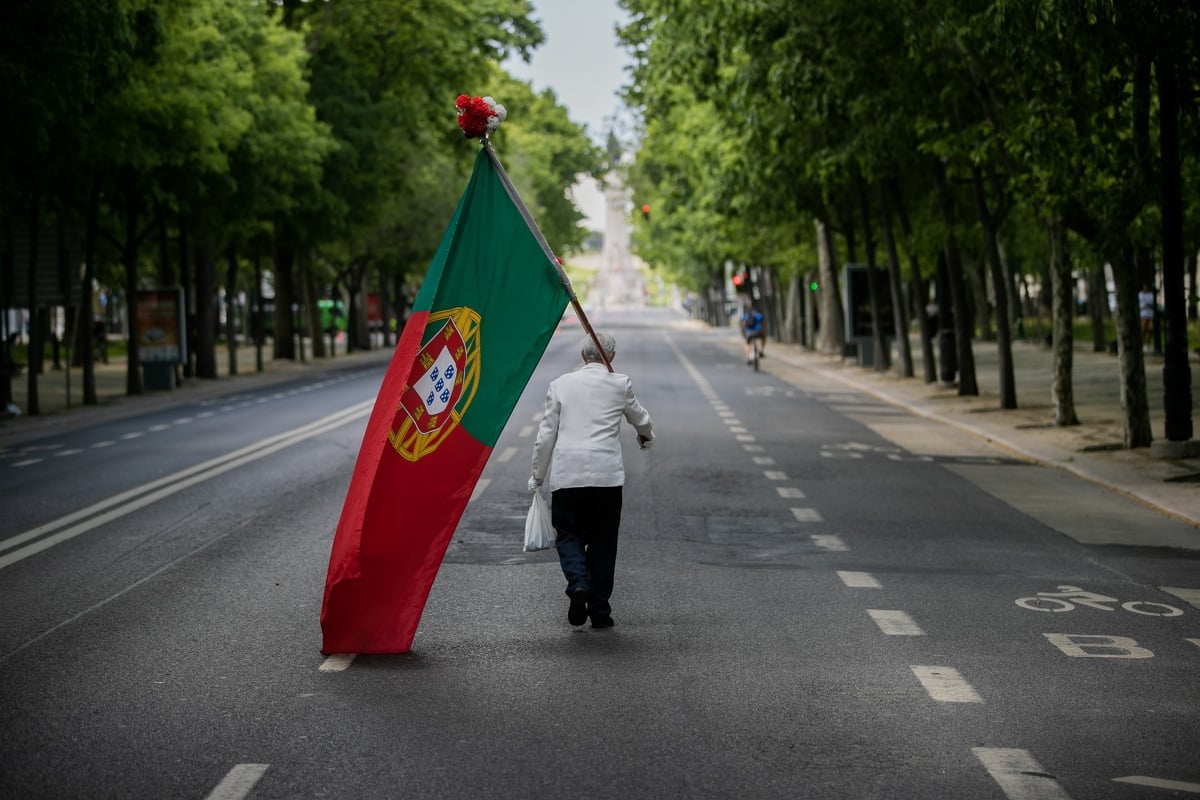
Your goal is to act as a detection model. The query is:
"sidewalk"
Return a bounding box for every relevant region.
[759,333,1200,531]
[0,341,393,448]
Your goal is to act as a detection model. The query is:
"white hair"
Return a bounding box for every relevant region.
[581,332,616,363]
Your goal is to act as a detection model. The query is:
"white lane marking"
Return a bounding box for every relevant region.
[530,411,543,422]
[1188,638,1200,649]
[197,411,214,418]
[173,418,193,425]
[0,401,373,567]
[776,487,806,498]
[838,571,880,588]
[149,424,171,432]
[791,507,823,522]
[717,410,734,417]
[911,666,983,703]
[729,426,747,433]
[812,535,847,551]
[203,763,270,800]
[868,610,924,636]
[1043,633,1153,659]
[973,748,1073,800]
[54,449,84,457]
[469,478,491,503]
[91,441,115,448]
[753,457,776,465]
[121,432,143,440]
[1113,776,1200,793]
[496,446,519,464]
[13,459,43,467]
[518,425,534,438]
[736,434,756,442]
[1161,586,1200,610]
[319,654,357,672]
[743,445,764,452]
[764,470,787,480]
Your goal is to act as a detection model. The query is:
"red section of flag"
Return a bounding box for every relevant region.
[319,310,490,654]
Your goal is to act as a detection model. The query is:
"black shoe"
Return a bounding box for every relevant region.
[567,588,589,626]
[591,616,614,629]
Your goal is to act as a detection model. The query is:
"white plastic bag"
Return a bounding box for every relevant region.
[523,492,556,551]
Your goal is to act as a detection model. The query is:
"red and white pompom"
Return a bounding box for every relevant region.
[456,94,507,139]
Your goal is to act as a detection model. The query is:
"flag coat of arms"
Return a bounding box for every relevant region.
[320,147,570,654]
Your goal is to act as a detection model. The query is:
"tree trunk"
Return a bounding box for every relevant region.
[970,166,1016,409]
[1113,244,1153,447]
[1156,48,1192,443]
[855,177,889,372]
[253,248,264,372]
[878,182,913,377]
[122,188,142,396]
[225,242,239,377]
[303,256,324,359]
[273,236,295,360]
[932,160,978,395]
[804,271,817,350]
[1048,219,1079,426]
[888,178,936,383]
[814,218,844,356]
[783,273,800,345]
[26,181,42,414]
[1087,266,1107,351]
[194,240,217,379]
[179,219,192,379]
[80,179,99,405]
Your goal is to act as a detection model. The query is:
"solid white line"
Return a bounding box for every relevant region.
[203,763,270,800]
[868,609,924,636]
[838,571,880,588]
[496,446,519,464]
[812,535,847,551]
[776,487,805,498]
[0,401,373,568]
[791,507,823,522]
[469,478,491,503]
[763,470,788,480]
[973,748,1073,800]
[319,654,357,672]
[1161,586,1200,610]
[1113,776,1200,793]
[911,666,983,703]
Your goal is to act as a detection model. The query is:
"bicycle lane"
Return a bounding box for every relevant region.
[738,342,1200,798]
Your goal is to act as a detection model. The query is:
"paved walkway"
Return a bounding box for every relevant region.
[4,327,1198,534]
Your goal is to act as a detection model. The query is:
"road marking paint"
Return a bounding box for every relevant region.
[911,666,983,703]
[736,434,756,442]
[469,478,491,503]
[718,411,734,417]
[319,654,356,672]
[518,425,534,438]
[753,457,775,465]
[530,411,543,422]
[1043,633,1153,659]
[496,446,519,464]
[91,441,115,448]
[763,470,787,480]
[54,449,83,457]
[812,535,847,551]
[121,432,143,440]
[149,424,170,432]
[838,571,880,588]
[973,748,1073,800]
[1113,776,1200,793]
[776,487,806,498]
[868,610,924,636]
[1161,586,1200,610]
[791,507,823,522]
[1188,638,1200,649]
[173,418,193,425]
[729,426,747,433]
[203,763,270,800]
[743,444,764,452]
[0,400,374,567]
[12,459,43,467]
[197,411,214,418]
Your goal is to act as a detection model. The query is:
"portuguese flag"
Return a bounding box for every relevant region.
[320,146,570,654]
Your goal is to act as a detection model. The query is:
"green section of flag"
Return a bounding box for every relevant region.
[412,148,570,447]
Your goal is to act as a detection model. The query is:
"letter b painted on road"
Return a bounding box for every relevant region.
[1044,633,1154,659]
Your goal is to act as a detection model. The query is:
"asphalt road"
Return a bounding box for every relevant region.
[1,308,1196,799]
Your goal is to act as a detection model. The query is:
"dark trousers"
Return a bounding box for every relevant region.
[551,486,623,621]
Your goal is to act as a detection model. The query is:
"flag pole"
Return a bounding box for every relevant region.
[481,138,614,373]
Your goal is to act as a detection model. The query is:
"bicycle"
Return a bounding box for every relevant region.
[745,333,764,372]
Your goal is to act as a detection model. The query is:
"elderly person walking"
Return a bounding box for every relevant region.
[529,332,654,629]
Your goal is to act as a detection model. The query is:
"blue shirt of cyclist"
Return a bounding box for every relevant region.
[743,310,764,335]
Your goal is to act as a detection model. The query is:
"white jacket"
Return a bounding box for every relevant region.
[531,362,654,492]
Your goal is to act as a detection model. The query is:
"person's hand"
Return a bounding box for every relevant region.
[638,434,654,450]
[527,476,541,493]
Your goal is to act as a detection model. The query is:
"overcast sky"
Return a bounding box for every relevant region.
[502,0,633,229]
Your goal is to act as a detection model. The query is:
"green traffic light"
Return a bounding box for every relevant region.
[809,281,819,291]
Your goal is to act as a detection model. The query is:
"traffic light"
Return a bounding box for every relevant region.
[641,204,651,221]
[810,280,820,291]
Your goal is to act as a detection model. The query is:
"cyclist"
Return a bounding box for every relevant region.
[741,304,766,365]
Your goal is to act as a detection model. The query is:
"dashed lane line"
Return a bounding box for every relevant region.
[753,457,775,465]
[469,478,491,503]
[518,425,534,438]
[868,609,925,636]
[838,571,880,588]
[203,764,270,800]
[319,654,357,672]
[495,446,519,464]
[812,535,847,552]
[911,666,983,703]
[791,507,823,522]
[972,748,1073,800]
[764,470,787,480]
[743,445,764,453]
[776,487,806,498]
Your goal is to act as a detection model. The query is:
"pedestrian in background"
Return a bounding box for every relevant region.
[529,332,654,629]
[1138,284,1155,352]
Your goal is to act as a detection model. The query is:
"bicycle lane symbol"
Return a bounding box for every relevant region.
[1015,585,1184,617]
